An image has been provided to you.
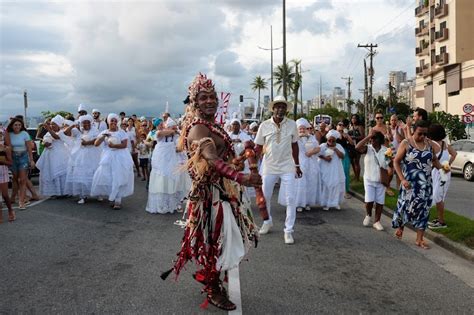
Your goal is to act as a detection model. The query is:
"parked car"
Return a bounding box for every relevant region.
[26,127,41,176]
[450,139,474,181]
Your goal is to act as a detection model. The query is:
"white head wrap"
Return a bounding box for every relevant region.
[79,114,93,124]
[327,129,341,140]
[51,115,64,126]
[166,118,177,128]
[230,118,241,126]
[249,122,258,129]
[296,118,311,128]
[77,104,86,113]
[140,116,146,121]
[107,113,120,125]
[92,108,100,114]
[63,119,75,127]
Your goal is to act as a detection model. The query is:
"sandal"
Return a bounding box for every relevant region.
[207,287,236,311]
[415,240,430,249]
[113,204,122,210]
[395,228,404,239]
[8,210,16,222]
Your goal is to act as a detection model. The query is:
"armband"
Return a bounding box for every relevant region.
[214,159,245,184]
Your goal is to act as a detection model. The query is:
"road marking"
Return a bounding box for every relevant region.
[228,266,242,315]
[1,197,49,211]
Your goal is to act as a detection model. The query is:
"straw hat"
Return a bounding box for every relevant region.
[268,95,292,112]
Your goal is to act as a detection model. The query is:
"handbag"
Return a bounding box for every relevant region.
[372,146,390,187]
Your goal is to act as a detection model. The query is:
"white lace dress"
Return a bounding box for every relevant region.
[65,129,102,197]
[36,131,70,196]
[90,129,134,202]
[146,134,191,214]
[319,143,345,208]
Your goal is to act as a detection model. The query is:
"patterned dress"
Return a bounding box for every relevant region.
[392,141,433,230]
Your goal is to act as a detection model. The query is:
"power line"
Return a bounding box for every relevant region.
[368,1,416,40]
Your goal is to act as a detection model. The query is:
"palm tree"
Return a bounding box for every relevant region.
[273,63,295,96]
[291,59,302,117]
[251,76,268,119]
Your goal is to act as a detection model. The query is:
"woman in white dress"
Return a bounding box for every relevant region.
[91,113,134,210]
[318,129,345,211]
[285,118,320,211]
[36,115,70,197]
[428,124,457,229]
[146,118,189,214]
[65,115,102,204]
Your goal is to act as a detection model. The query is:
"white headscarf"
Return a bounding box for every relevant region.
[51,115,64,126]
[296,118,311,128]
[107,113,119,125]
[77,104,86,113]
[230,118,241,126]
[249,122,258,129]
[79,114,93,124]
[91,108,100,114]
[327,129,341,140]
[63,119,75,127]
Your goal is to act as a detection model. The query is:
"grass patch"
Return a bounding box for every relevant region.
[350,179,474,249]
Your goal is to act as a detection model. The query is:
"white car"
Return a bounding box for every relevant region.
[450,139,474,181]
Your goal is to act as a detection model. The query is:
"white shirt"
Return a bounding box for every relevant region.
[364,144,388,183]
[228,130,252,155]
[255,117,298,175]
[92,120,107,132]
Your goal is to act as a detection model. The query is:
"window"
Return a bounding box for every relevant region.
[440,21,447,30]
[463,142,474,153]
[440,46,446,54]
[451,142,463,151]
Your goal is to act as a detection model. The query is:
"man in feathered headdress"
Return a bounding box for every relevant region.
[162,73,261,311]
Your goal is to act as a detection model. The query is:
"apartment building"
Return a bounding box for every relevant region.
[389,71,407,91]
[414,0,474,116]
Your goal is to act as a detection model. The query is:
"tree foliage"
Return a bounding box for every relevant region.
[429,111,467,141]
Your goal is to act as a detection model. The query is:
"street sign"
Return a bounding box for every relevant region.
[463,103,473,114]
[462,114,472,124]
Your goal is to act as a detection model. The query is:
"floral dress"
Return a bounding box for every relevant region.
[392,141,433,230]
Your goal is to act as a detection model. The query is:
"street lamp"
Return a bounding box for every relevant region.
[258,25,282,102]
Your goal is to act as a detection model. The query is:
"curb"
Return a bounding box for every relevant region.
[350,190,474,264]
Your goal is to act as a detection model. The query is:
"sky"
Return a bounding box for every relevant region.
[0,0,416,121]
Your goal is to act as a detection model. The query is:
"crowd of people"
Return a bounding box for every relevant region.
[0,72,460,309]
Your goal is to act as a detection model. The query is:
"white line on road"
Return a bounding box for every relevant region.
[1,197,49,211]
[228,266,242,315]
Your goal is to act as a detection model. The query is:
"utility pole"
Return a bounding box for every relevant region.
[23,90,28,128]
[358,43,377,133]
[293,59,298,118]
[341,76,352,113]
[258,26,282,102]
[363,59,369,135]
[282,0,287,99]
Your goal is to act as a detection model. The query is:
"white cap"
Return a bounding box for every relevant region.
[92,108,100,114]
[327,129,341,140]
[51,115,64,126]
[296,118,311,128]
[78,104,87,113]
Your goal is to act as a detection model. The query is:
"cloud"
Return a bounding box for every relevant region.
[214,51,246,77]
[287,0,333,35]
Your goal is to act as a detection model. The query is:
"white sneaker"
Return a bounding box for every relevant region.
[284,232,294,244]
[363,215,371,227]
[373,221,384,231]
[335,205,341,210]
[305,205,311,211]
[259,222,273,234]
[297,207,304,212]
[77,198,85,204]
[323,207,329,211]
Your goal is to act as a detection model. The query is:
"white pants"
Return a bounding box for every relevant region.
[262,173,296,233]
[364,180,386,205]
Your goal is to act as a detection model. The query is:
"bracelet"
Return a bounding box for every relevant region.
[295,164,300,167]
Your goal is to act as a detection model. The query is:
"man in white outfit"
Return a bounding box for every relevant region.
[91,109,107,132]
[254,96,302,244]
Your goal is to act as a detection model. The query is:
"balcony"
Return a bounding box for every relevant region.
[416,43,429,56]
[415,24,429,37]
[435,52,449,66]
[416,66,422,76]
[435,28,449,42]
[422,64,430,76]
[435,3,448,18]
[415,5,429,17]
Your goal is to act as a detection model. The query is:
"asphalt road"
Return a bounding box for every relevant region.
[1,178,473,314]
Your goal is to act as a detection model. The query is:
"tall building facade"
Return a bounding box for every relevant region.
[414,0,474,115]
[332,87,346,111]
[389,71,407,91]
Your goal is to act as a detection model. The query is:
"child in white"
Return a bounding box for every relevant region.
[318,129,345,210]
[36,115,70,196]
[355,130,388,231]
[91,113,134,209]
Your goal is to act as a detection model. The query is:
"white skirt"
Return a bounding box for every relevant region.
[91,149,134,201]
[432,168,451,205]
[146,141,191,214]
[36,144,69,196]
[65,146,102,197]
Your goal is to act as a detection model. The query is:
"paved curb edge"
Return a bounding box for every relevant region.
[349,190,474,264]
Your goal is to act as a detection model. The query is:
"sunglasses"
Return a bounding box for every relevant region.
[375,117,383,120]
[337,123,344,126]
[418,132,427,136]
